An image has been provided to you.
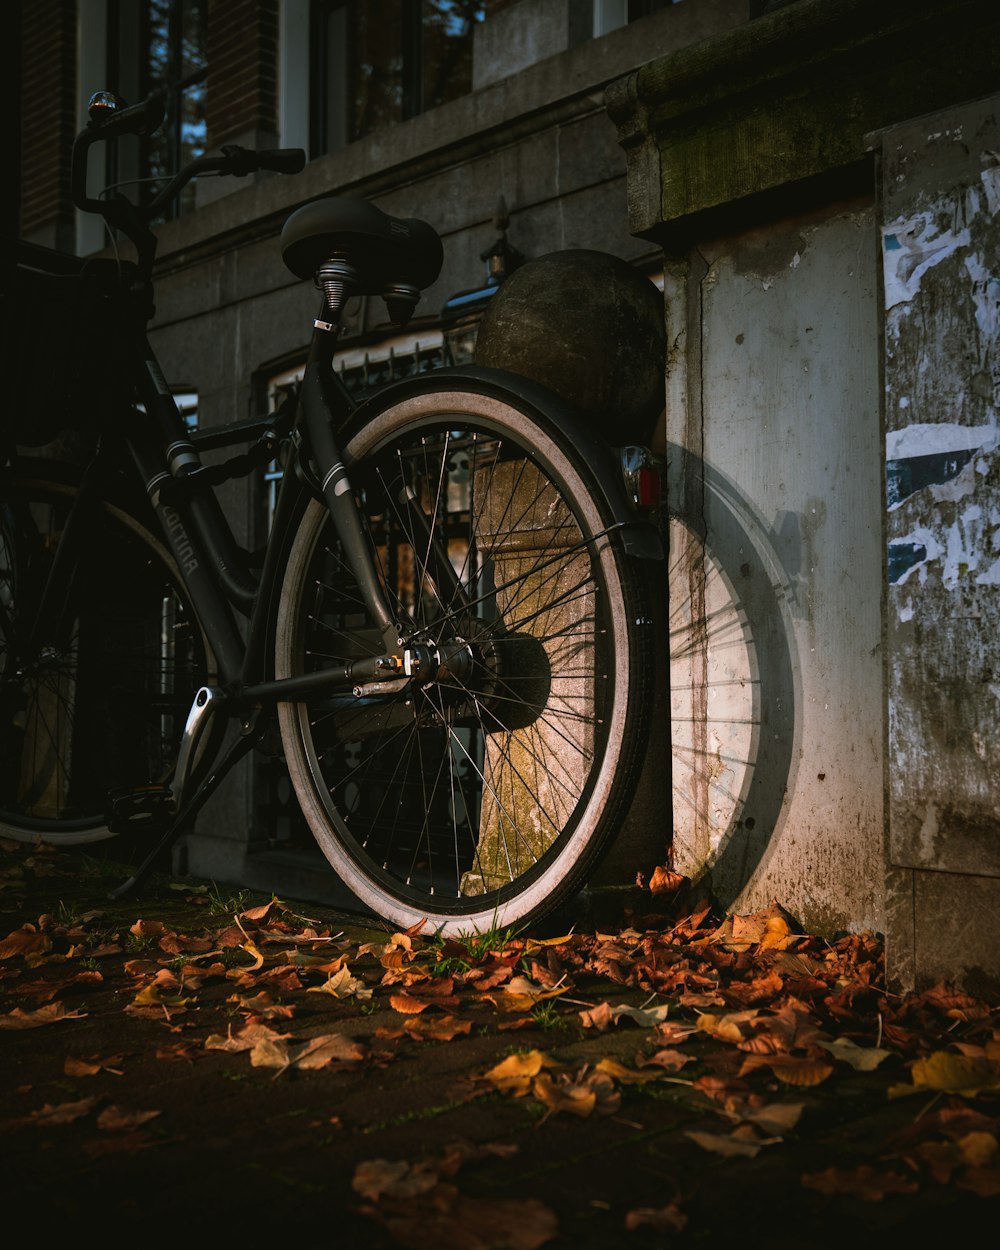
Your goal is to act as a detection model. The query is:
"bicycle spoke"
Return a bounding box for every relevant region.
[277,390,649,932]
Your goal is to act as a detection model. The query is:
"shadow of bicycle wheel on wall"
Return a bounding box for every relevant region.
[665,444,799,914]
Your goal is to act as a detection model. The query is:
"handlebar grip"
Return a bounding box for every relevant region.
[218,145,306,177]
[257,149,307,174]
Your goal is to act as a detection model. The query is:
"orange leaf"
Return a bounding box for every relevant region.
[594,1058,661,1085]
[648,866,686,895]
[744,1054,834,1086]
[0,924,51,961]
[390,992,431,1014]
[532,1072,597,1119]
[482,1049,556,1096]
[404,1015,473,1042]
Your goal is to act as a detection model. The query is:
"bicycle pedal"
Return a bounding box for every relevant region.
[107,785,176,831]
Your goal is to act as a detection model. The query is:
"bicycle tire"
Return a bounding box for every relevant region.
[275,382,654,935]
[0,462,210,845]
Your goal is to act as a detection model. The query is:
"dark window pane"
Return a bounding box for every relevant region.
[348,0,406,140]
[181,0,208,78]
[420,1,484,111]
[315,0,509,154]
[141,0,207,216]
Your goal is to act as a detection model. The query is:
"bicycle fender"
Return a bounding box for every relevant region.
[343,364,664,561]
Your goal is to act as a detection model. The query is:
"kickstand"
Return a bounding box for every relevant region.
[108,720,264,901]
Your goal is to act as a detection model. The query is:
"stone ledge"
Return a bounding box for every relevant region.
[606,0,1000,240]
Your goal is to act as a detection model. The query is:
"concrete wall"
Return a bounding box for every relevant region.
[607,0,1000,990]
[665,203,884,934]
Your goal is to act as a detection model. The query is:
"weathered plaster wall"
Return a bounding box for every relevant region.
[666,204,884,934]
[607,0,1000,989]
[877,96,1000,996]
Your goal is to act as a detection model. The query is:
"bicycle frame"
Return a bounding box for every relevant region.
[117,314,413,700]
[6,88,665,908]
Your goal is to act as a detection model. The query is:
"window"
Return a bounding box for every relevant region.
[105,0,208,219]
[310,0,499,156]
[142,0,208,215]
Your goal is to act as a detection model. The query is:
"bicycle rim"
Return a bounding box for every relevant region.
[0,470,209,844]
[276,386,652,935]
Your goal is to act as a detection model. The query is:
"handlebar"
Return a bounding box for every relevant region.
[140,144,306,220]
[71,90,306,269]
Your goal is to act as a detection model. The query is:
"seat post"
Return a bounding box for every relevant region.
[315,255,358,328]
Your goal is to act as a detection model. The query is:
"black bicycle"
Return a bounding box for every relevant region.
[0,91,662,935]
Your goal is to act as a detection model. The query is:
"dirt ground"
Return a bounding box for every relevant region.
[1,836,998,1246]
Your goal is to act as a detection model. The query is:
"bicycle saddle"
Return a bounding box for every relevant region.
[280,196,444,294]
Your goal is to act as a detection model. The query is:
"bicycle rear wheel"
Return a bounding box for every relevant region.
[0,464,209,844]
[275,382,654,935]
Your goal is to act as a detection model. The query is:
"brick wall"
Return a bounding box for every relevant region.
[206,0,279,147]
[20,0,77,248]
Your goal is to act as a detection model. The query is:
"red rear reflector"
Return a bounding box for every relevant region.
[636,466,660,508]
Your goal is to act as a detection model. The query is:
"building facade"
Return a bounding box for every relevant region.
[13,0,999,993]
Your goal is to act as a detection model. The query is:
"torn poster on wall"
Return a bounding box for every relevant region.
[882,172,1000,591]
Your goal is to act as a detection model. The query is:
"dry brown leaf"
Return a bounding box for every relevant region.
[97,1105,161,1132]
[740,1101,805,1135]
[7,977,63,1004]
[695,1009,759,1044]
[155,1040,206,1062]
[739,1053,835,1086]
[365,1188,558,1250]
[624,1202,687,1234]
[889,1050,1000,1098]
[250,1031,365,1072]
[594,1057,662,1085]
[801,1164,919,1200]
[482,1050,557,1096]
[535,1070,620,1120]
[497,976,568,1012]
[64,1053,124,1078]
[128,983,194,1011]
[391,992,433,1014]
[640,1047,693,1073]
[521,932,579,953]
[307,963,372,1000]
[353,1157,441,1201]
[0,1001,87,1029]
[129,918,168,939]
[814,1037,893,1071]
[532,1071,597,1119]
[239,898,280,925]
[237,991,296,1020]
[404,1015,473,1042]
[204,1021,293,1052]
[686,1125,773,1158]
[0,924,51,961]
[7,1096,98,1128]
[647,866,687,895]
[578,1001,613,1031]
[654,1020,700,1045]
[239,937,266,971]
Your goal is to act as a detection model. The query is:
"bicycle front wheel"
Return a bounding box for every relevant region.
[275,382,654,935]
[0,464,209,845]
